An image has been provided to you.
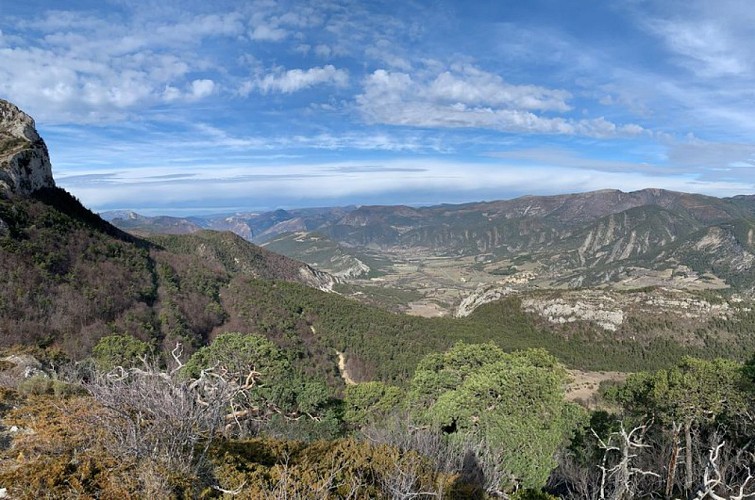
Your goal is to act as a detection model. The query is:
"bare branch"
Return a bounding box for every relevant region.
[212,480,247,496]
[593,421,656,500]
[170,342,184,372]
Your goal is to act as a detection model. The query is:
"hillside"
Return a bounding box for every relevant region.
[262,231,386,279]
[1,97,348,374]
[146,230,336,290]
[0,189,342,374]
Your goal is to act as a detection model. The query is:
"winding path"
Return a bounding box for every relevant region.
[335,350,357,385]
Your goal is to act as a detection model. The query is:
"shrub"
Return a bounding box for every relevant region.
[16,375,52,396]
[343,381,404,426]
[91,334,151,371]
[407,344,583,492]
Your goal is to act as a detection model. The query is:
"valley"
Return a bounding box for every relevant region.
[105,188,755,364]
[96,198,755,394]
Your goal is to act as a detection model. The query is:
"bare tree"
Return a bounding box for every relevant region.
[693,438,755,500]
[84,344,250,487]
[592,422,659,500]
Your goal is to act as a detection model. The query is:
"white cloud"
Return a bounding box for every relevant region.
[364,39,412,71]
[428,65,571,112]
[666,138,755,169]
[162,85,182,102]
[295,43,311,54]
[247,65,349,94]
[250,23,287,41]
[247,3,325,42]
[314,44,332,58]
[648,19,746,77]
[189,79,215,100]
[58,157,753,212]
[356,68,646,138]
[632,0,755,79]
[0,10,240,123]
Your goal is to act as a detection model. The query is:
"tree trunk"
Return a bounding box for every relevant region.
[684,420,693,495]
[665,422,681,499]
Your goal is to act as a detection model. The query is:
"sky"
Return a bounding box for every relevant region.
[2,0,755,214]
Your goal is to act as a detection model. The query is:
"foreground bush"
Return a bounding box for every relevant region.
[0,392,490,498]
[408,343,584,493]
[210,437,461,498]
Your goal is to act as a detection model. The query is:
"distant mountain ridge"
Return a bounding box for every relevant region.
[102,206,356,242]
[105,188,755,246]
[107,188,755,290]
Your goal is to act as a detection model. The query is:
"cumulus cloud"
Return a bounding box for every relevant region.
[250,23,287,41]
[428,65,571,112]
[161,80,215,102]
[0,10,241,122]
[245,65,349,94]
[189,79,215,100]
[356,67,646,138]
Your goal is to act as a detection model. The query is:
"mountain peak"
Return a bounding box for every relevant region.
[0,99,55,195]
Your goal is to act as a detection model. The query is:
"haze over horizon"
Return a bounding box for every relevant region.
[2,0,755,214]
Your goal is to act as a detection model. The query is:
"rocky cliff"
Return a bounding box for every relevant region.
[0,99,55,195]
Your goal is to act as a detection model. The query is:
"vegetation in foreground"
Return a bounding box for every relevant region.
[0,334,753,499]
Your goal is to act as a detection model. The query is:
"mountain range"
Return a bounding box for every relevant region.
[105,188,755,292]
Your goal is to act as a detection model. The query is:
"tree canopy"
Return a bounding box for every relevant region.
[408,343,583,490]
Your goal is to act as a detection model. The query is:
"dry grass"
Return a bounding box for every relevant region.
[565,369,628,408]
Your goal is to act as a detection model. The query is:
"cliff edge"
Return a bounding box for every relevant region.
[0,99,55,195]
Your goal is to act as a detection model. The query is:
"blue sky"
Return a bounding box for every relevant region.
[2,0,755,214]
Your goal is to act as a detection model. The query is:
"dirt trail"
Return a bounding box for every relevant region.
[335,350,357,385]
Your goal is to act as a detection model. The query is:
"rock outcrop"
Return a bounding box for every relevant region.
[0,99,55,195]
[455,284,516,318]
[298,265,338,292]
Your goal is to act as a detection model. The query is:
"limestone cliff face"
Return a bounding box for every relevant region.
[0,99,55,195]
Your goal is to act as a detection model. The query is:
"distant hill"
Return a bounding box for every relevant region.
[104,211,205,235]
[103,206,357,242]
[262,232,377,279]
